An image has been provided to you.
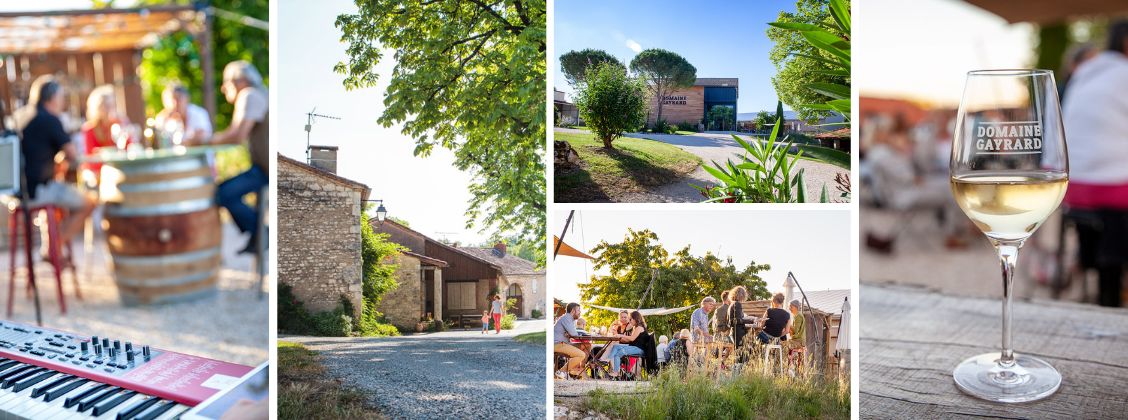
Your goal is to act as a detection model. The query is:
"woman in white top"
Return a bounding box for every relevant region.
[155,83,213,146]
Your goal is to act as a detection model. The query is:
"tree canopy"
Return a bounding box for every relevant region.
[575,62,648,149]
[766,0,850,122]
[335,0,546,264]
[578,229,771,336]
[629,49,696,125]
[559,48,624,86]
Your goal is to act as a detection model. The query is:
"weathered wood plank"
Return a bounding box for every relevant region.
[861,284,1128,419]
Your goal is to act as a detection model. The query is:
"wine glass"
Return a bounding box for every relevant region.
[950,69,1067,403]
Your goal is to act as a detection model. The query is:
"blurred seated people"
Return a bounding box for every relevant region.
[606,311,648,377]
[81,85,134,181]
[553,303,586,379]
[1060,43,1099,102]
[18,75,96,244]
[656,335,669,365]
[155,82,213,147]
[757,293,791,345]
[666,329,691,367]
[575,317,589,336]
[609,310,630,335]
[784,299,807,353]
[207,61,269,253]
[1061,21,1128,308]
[864,114,967,253]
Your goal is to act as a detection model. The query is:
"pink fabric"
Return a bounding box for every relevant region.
[1064,182,1128,210]
[493,313,502,333]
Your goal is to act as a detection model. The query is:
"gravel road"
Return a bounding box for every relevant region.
[555,128,846,203]
[287,320,547,419]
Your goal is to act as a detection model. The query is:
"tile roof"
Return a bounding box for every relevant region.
[457,247,544,276]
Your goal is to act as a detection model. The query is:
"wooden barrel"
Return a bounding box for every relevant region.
[101,153,220,305]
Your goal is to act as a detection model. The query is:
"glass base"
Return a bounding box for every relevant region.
[953,353,1061,403]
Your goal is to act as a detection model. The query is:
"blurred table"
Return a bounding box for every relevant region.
[860,284,1128,418]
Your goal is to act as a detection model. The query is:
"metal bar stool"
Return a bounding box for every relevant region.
[7,203,79,316]
[763,337,784,375]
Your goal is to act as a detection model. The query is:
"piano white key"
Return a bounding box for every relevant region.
[31,381,103,420]
[0,372,61,413]
[0,369,51,407]
[151,403,190,420]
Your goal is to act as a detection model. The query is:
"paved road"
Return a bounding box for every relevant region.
[287,320,546,419]
[556,128,845,202]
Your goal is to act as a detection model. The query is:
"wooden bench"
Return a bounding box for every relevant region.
[862,284,1128,418]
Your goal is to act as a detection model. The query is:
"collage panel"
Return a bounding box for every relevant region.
[274,0,547,419]
[552,0,851,204]
[551,209,852,418]
[0,1,269,419]
[859,0,1128,418]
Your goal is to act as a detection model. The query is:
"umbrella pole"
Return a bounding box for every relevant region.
[553,210,574,260]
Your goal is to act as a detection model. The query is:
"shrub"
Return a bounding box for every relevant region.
[358,300,401,337]
[676,122,695,132]
[278,283,313,334]
[575,62,648,149]
[424,319,448,333]
[556,114,578,128]
[652,118,671,134]
[312,311,353,337]
[500,314,517,330]
[531,309,543,319]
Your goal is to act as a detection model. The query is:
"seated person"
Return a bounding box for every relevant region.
[606,311,649,377]
[690,297,717,351]
[553,303,586,379]
[574,317,590,336]
[758,293,791,345]
[18,75,96,245]
[656,335,669,365]
[155,82,213,146]
[81,84,133,178]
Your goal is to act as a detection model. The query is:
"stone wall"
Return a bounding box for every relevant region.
[377,253,422,330]
[648,85,704,126]
[502,274,546,318]
[277,159,365,319]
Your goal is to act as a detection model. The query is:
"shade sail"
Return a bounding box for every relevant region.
[963,0,1128,24]
[553,236,593,260]
[586,303,695,316]
[0,6,201,54]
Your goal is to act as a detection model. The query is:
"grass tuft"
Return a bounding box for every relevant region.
[514,330,546,345]
[278,341,384,419]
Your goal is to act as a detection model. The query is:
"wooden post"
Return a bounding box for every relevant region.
[197,6,217,124]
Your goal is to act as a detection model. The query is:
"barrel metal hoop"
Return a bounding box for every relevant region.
[114,268,218,287]
[117,176,212,193]
[112,157,207,175]
[110,246,221,266]
[105,198,215,217]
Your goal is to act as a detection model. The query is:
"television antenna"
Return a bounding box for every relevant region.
[305,106,341,164]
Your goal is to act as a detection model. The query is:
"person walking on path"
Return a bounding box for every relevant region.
[491,295,505,334]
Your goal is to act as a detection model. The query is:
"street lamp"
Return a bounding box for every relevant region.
[363,199,388,224]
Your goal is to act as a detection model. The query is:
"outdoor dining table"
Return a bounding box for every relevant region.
[861,284,1128,418]
[570,335,623,379]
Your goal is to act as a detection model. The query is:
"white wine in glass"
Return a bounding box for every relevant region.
[950,69,1067,403]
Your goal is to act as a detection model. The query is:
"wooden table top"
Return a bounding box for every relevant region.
[861,284,1128,418]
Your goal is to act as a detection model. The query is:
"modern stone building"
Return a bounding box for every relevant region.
[647,77,738,127]
[277,152,368,319]
[374,219,545,330]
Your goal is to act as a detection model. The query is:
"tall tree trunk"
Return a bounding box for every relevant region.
[654,85,665,127]
[602,135,614,149]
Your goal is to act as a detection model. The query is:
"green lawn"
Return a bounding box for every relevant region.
[278,341,383,419]
[555,131,701,202]
[514,330,546,345]
[673,130,697,135]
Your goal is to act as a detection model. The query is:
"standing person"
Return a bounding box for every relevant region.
[713,290,734,359]
[689,296,716,358]
[155,82,213,146]
[1062,21,1128,307]
[728,287,751,353]
[480,310,489,334]
[490,295,504,334]
[758,293,791,344]
[553,303,586,379]
[206,60,269,253]
[19,75,97,244]
[606,311,648,378]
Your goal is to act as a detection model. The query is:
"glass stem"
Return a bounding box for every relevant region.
[996,242,1021,367]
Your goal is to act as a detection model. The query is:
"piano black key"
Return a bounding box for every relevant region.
[11,370,55,392]
[31,374,74,398]
[115,395,159,420]
[92,390,137,416]
[43,378,87,402]
[1,367,43,388]
[132,399,177,420]
[0,365,33,382]
[64,383,108,408]
[0,360,19,372]
[77,385,118,412]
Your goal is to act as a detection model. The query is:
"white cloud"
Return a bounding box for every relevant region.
[625,39,642,53]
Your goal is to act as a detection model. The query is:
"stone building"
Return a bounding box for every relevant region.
[277,152,368,319]
[374,219,545,330]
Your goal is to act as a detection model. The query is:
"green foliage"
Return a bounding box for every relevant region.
[278,285,367,337]
[767,0,850,122]
[708,106,735,131]
[697,104,850,203]
[575,62,649,149]
[531,308,543,319]
[335,0,546,254]
[775,100,788,138]
[479,235,543,268]
[560,48,624,86]
[500,313,517,330]
[361,211,404,305]
[752,110,774,131]
[553,132,700,202]
[580,229,770,335]
[132,0,269,131]
[311,310,354,337]
[358,300,401,337]
[676,122,696,132]
[652,118,672,135]
[513,330,545,344]
[629,48,697,126]
[278,282,312,334]
[424,319,448,333]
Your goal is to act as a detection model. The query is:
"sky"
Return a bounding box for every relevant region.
[278,0,490,245]
[551,209,851,304]
[554,0,800,115]
[855,0,1034,106]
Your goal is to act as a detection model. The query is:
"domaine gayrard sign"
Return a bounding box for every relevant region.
[661,95,687,105]
[974,121,1042,155]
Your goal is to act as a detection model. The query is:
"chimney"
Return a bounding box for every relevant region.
[309,145,339,173]
[783,273,797,307]
[493,241,507,257]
